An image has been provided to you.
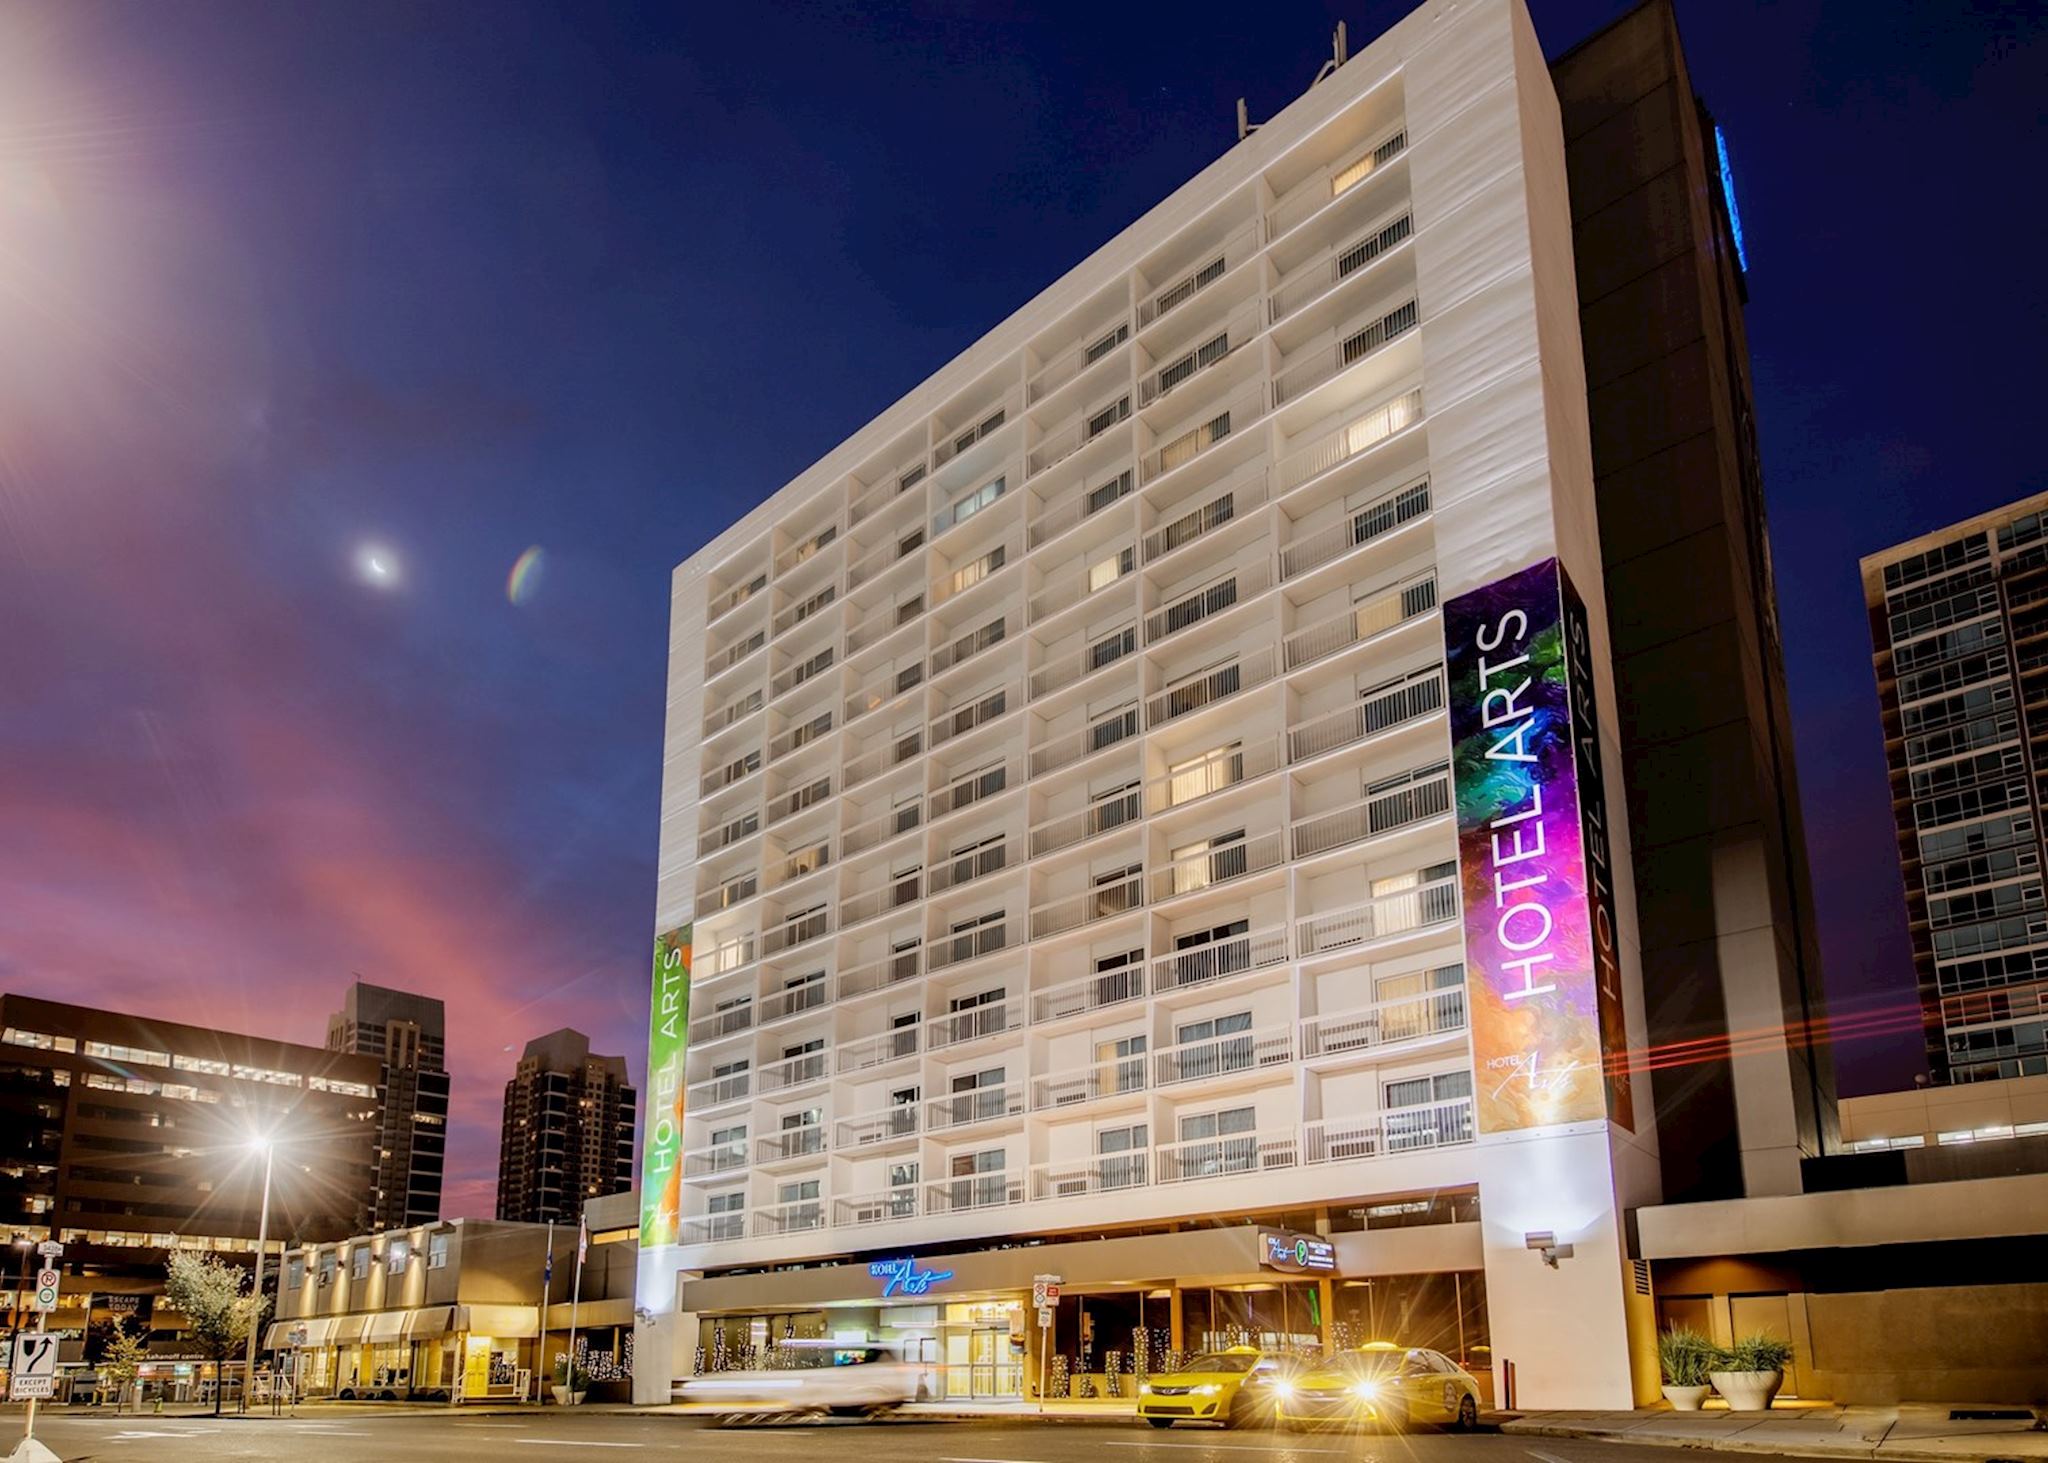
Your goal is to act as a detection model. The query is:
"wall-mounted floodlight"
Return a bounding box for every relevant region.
[1525,1231,1575,1268]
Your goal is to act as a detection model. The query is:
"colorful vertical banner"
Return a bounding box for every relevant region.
[1442,558,1632,1133]
[639,924,692,1248]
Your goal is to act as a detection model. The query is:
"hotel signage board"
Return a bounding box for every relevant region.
[1441,557,1633,1134]
[639,924,693,1248]
[1257,1229,1336,1274]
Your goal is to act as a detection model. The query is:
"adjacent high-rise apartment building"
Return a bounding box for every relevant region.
[326,980,451,1229]
[496,1028,635,1225]
[1864,491,2048,1086]
[631,0,1826,1412]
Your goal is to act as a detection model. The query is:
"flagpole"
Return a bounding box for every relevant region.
[566,1211,586,1391]
[539,1220,554,1401]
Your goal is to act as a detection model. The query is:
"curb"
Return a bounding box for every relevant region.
[1501,1420,2043,1463]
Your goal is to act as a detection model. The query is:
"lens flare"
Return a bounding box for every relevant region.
[353,542,400,589]
[507,545,546,605]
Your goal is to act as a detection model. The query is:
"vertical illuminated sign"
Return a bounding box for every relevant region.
[639,924,692,1247]
[1443,559,1632,1133]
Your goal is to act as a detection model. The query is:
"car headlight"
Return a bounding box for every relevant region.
[1351,1380,1382,1400]
[1193,1384,1220,1396]
[1274,1380,1296,1401]
[1138,1383,1152,1394]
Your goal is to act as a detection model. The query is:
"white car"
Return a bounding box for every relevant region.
[679,1340,918,1419]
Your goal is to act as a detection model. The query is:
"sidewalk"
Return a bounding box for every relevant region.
[1503,1404,2048,1462]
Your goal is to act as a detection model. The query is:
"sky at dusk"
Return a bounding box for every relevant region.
[2,0,2042,1220]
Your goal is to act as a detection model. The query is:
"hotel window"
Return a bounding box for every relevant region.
[1172,1011,1254,1077]
[1170,828,1246,894]
[946,544,1007,597]
[941,475,1006,533]
[1383,1070,1475,1149]
[896,592,925,626]
[2,1030,77,1054]
[84,1041,171,1067]
[352,1246,370,1280]
[1166,743,1244,807]
[1085,395,1131,441]
[1175,1105,1256,1177]
[287,1257,306,1290]
[1083,323,1128,365]
[1086,545,1135,594]
[1085,469,1133,518]
[428,1233,450,1270]
[945,1066,1008,1125]
[1095,1122,1148,1189]
[387,1240,409,1275]
[947,1148,1010,1209]
[315,1251,336,1288]
[947,909,1007,962]
[1095,1034,1147,1096]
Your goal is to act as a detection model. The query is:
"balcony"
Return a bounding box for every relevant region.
[1266,128,1408,241]
[678,1214,746,1245]
[837,1108,920,1148]
[932,531,1022,609]
[1149,828,1286,902]
[1147,647,1277,728]
[694,931,756,982]
[925,1083,1027,1133]
[933,395,1017,470]
[769,647,836,703]
[688,1002,755,1046]
[1273,298,1419,407]
[1030,623,1138,701]
[1139,218,1259,327]
[836,945,924,1000]
[1154,1023,1292,1087]
[703,686,765,739]
[1271,209,1414,325]
[1279,478,1430,582]
[929,838,1010,896]
[706,625,766,680]
[1149,924,1290,996]
[1303,1097,1475,1162]
[924,1169,1026,1216]
[760,905,832,957]
[1031,1056,1148,1111]
[708,573,767,626]
[758,980,830,1025]
[697,870,758,919]
[766,775,832,828]
[1272,386,1423,496]
[1145,556,1273,646]
[1027,545,1136,625]
[1031,702,1139,778]
[931,686,1014,749]
[1140,299,1262,410]
[849,459,927,528]
[681,1140,749,1180]
[1030,868,1144,939]
[754,1200,827,1237]
[840,871,923,930]
[1288,665,1444,765]
[756,1049,830,1094]
[1029,392,1131,478]
[772,584,839,641]
[756,1126,827,1163]
[1141,383,1266,485]
[1143,460,1269,564]
[1031,962,1146,1024]
[1030,786,1143,859]
[686,1070,751,1110]
[1302,985,1469,1058]
[834,1186,920,1227]
[1155,1125,1299,1182]
[775,523,840,578]
[927,914,1014,970]
[1283,569,1438,671]
[927,997,1023,1050]
[844,729,923,793]
[1296,874,1459,958]
[767,710,834,764]
[1030,320,1131,404]
[839,1025,922,1073]
[841,799,922,858]
[1030,467,1134,550]
[1291,764,1451,861]
[1147,738,1282,816]
[1030,1152,1149,1201]
[700,751,763,800]
[930,611,1017,677]
[700,806,761,855]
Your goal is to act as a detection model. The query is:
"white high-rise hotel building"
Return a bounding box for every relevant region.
[637,0,1671,1410]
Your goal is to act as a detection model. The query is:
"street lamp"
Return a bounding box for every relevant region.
[5,1237,31,1379]
[239,1137,276,1413]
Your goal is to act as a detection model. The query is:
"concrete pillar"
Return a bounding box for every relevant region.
[1316,1278,1335,1351]
[1168,1288,1184,1354]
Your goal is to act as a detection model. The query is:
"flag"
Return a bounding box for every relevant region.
[543,1222,554,1287]
[576,1213,588,1267]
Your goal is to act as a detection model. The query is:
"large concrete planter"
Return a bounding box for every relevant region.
[551,1385,587,1406]
[1710,1370,1782,1412]
[1662,1384,1711,1411]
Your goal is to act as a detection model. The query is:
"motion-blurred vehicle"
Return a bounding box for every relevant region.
[1134,1345,1293,1429]
[1275,1342,1482,1431]
[678,1339,917,1420]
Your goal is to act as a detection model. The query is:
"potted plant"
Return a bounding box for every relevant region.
[1710,1334,1792,1412]
[551,1356,589,1406]
[1657,1325,1716,1410]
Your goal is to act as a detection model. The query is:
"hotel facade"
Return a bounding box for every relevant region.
[626,0,1768,1410]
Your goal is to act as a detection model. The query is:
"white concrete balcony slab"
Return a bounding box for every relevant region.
[1270,207,1414,325]
[1295,876,1459,959]
[1030,963,1146,1024]
[1152,1024,1293,1087]
[1030,1153,1149,1201]
[1029,870,1143,940]
[1267,127,1408,241]
[1154,1125,1299,1182]
[1303,1097,1474,1162]
[1282,568,1437,672]
[1302,986,1469,1059]
[1149,924,1290,996]
[1290,765,1451,862]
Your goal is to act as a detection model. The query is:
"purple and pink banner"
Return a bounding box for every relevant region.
[1442,558,1633,1133]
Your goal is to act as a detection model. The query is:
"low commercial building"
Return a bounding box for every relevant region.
[267,1218,633,1402]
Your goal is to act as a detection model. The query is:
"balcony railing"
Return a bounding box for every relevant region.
[1302,985,1468,1057]
[754,1200,827,1236]
[928,918,1015,970]
[1292,765,1452,860]
[1141,383,1266,484]
[769,648,835,704]
[688,1001,755,1045]
[932,761,1014,821]
[1031,1056,1149,1111]
[1030,702,1139,778]
[756,1126,827,1162]
[929,839,1010,896]
[1288,666,1443,766]
[700,808,761,856]
[693,932,756,981]
[1303,1096,1474,1162]
[706,627,766,680]
[1030,624,1138,701]
[846,608,918,659]
[1030,869,1144,939]
[1279,478,1431,582]
[1139,299,1262,408]
[1154,1024,1293,1086]
[1149,828,1287,902]
[932,532,1022,609]
[1272,386,1424,496]
[840,873,923,930]
[772,585,838,640]
[848,460,926,527]
[844,730,922,793]
[678,1213,746,1245]
[681,1141,749,1180]
[1143,460,1269,564]
[1027,547,1136,625]
[932,395,1017,469]
[1146,646,1277,727]
[925,1083,1027,1133]
[845,532,922,592]
[1273,298,1420,407]
[708,573,767,625]
[1029,467,1134,550]
[1155,1125,1300,1182]
[758,979,830,1025]
[756,1050,830,1093]
[767,714,835,767]
[698,871,758,918]
[1271,209,1414,324]
[1297,875,1460,957]
[1030,1153,1149,1201]
[1030,787,1143,858]
[760,906,832,957]
[1283,569,1437,670]
[837,1108,920,1148]
[1266,128,1408,240]
[930,687,1014,749]
[931,612,1018,676]
[834,1186,920,1227]
[1030,962,1146,1024]
[1029,393,1132,478]
[700,753,762,799]
[1145,557,1273,645]
[1149,924,1290,995]
[1139,218,1259,327]
[686,1071,751,1110]
[836,944,924,1000]
[1030,321,1131,403]
[839,1025,922,1072]
[766,776,832,828]
[703,687,765,738]
[924,1169,1026,1215]
[841,799,922,858]
[927,998,1023,1049]
[1147,737,1282,815]
[775,523,840,578]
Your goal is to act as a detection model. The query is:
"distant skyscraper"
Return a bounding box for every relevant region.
[496,1028,635,1225]
[326,980,450,1229]
[1864,492,2048,1086]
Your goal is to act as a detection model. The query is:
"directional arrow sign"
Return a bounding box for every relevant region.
[9,1334,57,1400]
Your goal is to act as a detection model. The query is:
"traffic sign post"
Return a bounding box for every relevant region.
[30,1272,56,1314]
[9,1261,59,1463]
[1031,1274,1061,1411]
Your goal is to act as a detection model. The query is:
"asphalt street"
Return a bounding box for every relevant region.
[12,1411,1832,1463]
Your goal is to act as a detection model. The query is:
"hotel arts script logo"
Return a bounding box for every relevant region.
[870,1256,955,1297]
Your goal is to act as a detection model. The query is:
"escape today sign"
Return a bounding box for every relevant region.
[1442,558,1632,1133]
[639,924,693,1248]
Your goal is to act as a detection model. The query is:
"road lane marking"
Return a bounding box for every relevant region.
[513,1443,642,1450]
[1529,1450,1579,1463]
[1104,1442,1362,1455]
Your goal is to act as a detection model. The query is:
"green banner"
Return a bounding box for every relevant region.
[639,925,692,1248]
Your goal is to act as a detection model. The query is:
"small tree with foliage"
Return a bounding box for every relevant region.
[101,1316,148,1412]
[164,1251,266,1416]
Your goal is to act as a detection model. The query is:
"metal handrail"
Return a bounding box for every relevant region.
[1149,925,1290,995]
[1030,963,1146,1023]
[1290,766,1452,860]
[1030,703,1139,777]
[1296,876,1460,957]
[843,730,922,792]
[758,980,830,1024]
[1029,870,1144,939]
[924,1082,1027,1132]
[930,611,1017,676]
[1303,1096,1474,1162]
[1302,986,1468,1057]
[1270,386,1424,496]
[1029,625,1137,701]
[1154,1125,1299,1181]
[1266,128,1408,240]
[1149,828,1287,902]
[927,998,1022,1049]
[838,1026,923,1072]
[1146,737,1282,815]
[681,1141,749,1179]
[1029,787,1143,858]
[1145,555,1273,644]
[1142,460,1268,563]
[1030,320,1131,403]
[836,945,925,999]
[1031,1057,1150,1111]
[1279,478,1431,582]
[1282,569,1437,670]
[840,799,923,858]
[1270,209,1414,324]
[1287,665,1444,764]
[1029,392,1132,478]
[924,1169,1026,1215]
[926,917,1015,971]
[834,1187,920,1227]
[755,1126,827,1162]
[1027,546,1136,625]
[1029,467,1133,550]
[753,1200,827,1236]
[1145,646,1277,727]
[1030,1153,1149,1201]
[1272,298,1420,406]
[836,1109,920,1148]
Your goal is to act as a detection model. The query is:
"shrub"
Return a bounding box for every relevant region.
[1657,1326,1716,1387]
[1720,1334,1794,1373]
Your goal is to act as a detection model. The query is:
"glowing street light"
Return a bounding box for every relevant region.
[239,1134,277,1412]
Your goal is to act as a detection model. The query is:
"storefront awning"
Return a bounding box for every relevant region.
[363,1309,411,1343]
[262,1321,294,1349]
[456,1303,538,1340]
[263,1316,338,1349]
[329,1313,371,1347]
[404,1305,455,1341]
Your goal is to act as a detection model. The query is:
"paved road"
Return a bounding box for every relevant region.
[16,1410,1837,1463]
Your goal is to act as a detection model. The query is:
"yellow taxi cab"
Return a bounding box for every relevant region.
[1275,1341,1482,1431]
[1135,1345,1288,1429]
